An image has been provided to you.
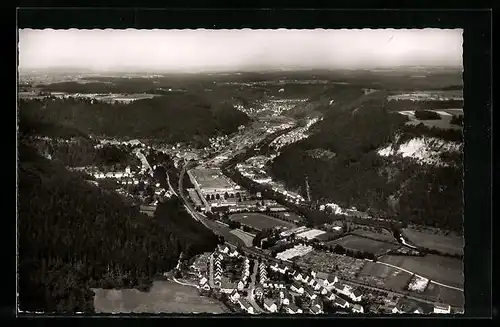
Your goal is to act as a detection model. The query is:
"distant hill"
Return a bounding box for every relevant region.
[19,93,250,147]
[18,142,218,312]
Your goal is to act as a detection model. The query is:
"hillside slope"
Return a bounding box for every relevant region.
[18,143,218,312]
[270,99,463,232]
[19,93,250,147]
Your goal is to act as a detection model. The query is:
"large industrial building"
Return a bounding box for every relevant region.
[187,168,242,212]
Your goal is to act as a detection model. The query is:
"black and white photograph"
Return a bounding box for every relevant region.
[18,27,466,315]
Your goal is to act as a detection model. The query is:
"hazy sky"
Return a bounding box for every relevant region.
[18,29,463,72]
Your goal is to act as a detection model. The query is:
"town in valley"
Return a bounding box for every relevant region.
[18,28,465,315]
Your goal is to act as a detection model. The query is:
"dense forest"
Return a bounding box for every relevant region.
[18,142,218,312]
[270,102,463,232]
[19,93,250,147]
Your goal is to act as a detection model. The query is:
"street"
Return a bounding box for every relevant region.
[246,259,264,313]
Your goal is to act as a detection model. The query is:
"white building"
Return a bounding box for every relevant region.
[264,299,278,313]
[434,304,451,314]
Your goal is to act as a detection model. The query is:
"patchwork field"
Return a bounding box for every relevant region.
[402,228,464,255]
[230,212,296,231]
[422,282,464,308]
[92,281,228,314]
[230,228,254,247]
[296,250,365,280]
[379,255,464,289]
[326,235,398,256]
[356,261,413,291]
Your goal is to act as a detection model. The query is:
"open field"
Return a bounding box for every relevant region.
[402,228,464,255]
[356,261,413,291]
[92,281,227,314]
[406,117,461,130]
[379,255,463,288]
[230,212,296,231]
[230,228,254,247]
[326,235,398,256]
[350,229,397,243]
[421,282,464,308]
[398,109,462,130]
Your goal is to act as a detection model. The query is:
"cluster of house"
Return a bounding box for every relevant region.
[228,292,254,314]
[209,245,250,295]
[375,296,452,315]
[259,262,268,284]
[266,262,364,314]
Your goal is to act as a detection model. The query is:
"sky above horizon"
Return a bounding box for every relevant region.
[18,29,463,72]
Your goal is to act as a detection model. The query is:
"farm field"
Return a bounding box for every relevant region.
[229,212,296,231]
[356,261,413,291]
[92,281,228,314]
[326,235,399,256]
[421,282,464,308]
[350,229,397,243]
[379,255,464,289]
[402,228,464,255]
[230,228,254,247]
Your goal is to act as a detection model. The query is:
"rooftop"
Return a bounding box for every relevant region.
[264,298,276,307]
[190,168,235,190]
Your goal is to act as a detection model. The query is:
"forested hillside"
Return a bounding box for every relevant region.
[270,100,463,232]
[18,143,218,312]
[19,93,250,147]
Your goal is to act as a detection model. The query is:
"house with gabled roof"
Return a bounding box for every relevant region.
[199,277,208,285]
[291,282,304,294]
[277,264,288,274]
[218,244,230,254]
[280,290,292,306]
[200,279,210,291]
[286,303,303,314]
[326,274,338,286]
[310,298,323,314]
[238,298,254,314]
[304,286,317,300]
[325,291,336,301]
[293,271,303,281]
[333,282,350,296]
[228,248,239,257]
[350,288,362,302]
[320,287,328,295]
[229,289,240,303]
[310,304,323,314]
[311,280,322,291]
[352,304,364,313]
[237,280,245,291]
[254,286,264,300]
[264,299,278,313]
[334,296,349,309]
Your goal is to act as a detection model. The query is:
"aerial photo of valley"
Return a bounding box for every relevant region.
[18,28,464,315]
